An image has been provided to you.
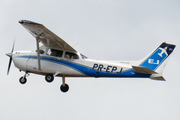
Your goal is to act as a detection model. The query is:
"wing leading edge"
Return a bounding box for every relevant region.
[19,20,76,52]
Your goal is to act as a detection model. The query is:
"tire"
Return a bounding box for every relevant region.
[19,77,27,84]
[60,84,69,92]
[45,74,54,83]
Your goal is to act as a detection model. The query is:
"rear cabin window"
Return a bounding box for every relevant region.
[47,49,63,57]
[65,52,79,59]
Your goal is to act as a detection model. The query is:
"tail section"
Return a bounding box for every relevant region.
[133,42,176,80]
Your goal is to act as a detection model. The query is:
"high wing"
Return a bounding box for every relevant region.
[19,20,76,52]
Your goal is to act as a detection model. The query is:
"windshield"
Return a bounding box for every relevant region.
[80,53,88,59]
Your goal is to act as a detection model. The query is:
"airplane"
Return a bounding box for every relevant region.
[158,47,168,57]
[6,20,176,93]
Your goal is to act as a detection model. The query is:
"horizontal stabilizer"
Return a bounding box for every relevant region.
[132,66,157,74]
[150,75,165,81]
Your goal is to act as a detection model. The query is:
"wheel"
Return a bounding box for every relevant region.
[45,74,54,83]
[60,84,69,92]
[19,77,27,84]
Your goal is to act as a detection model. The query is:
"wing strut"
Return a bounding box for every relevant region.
[36,38,41,70]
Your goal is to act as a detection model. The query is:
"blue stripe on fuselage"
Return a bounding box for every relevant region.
[19,56,150,78]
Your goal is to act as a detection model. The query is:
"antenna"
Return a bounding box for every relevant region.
[73,43,79,47]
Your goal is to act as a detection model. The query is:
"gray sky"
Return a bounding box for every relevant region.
[1,0,180,120]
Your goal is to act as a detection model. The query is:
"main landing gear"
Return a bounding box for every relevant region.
[45,74,69,92]
[19,73,69,93]
[45,74,54,83]
[60,76,69,93]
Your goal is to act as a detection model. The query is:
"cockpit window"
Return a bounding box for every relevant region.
[65,52,79,59]
[80,53,88,59]
[36,45,46,54]
[47,49,63,57]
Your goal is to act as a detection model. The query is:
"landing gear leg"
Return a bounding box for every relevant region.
[60,76,69,92]
[19,72,29,84]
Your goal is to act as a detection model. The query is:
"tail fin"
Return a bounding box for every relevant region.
[133,42,176,80]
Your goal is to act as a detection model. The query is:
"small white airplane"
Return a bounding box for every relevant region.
[6,20,176,93]
[158,47,168,57]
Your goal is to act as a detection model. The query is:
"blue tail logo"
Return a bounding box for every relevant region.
[140,42,175,71]
[158,47,168,57]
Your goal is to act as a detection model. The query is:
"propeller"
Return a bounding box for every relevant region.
[6,41,15,75]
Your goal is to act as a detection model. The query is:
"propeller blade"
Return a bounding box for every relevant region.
[11,40,15,53]
[7,57,12,75]
[6,41,15,75]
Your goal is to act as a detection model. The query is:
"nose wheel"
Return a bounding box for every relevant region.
[60,76,69,92]
[19,76,27,84]
[19,72,29,84]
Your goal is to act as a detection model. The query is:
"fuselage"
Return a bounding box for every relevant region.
[12,47,150,78]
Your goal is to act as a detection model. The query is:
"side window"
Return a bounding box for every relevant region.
[36,49,44,54]
[65,52,79,59]
[47,49,63,57]
[39,50,44,54]
[37,45,46,54]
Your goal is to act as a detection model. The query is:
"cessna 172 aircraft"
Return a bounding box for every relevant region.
[6,20,176,92]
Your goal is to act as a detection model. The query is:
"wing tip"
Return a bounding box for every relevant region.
[19,20,41,25]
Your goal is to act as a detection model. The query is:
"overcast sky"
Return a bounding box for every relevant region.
[1,0,180,120]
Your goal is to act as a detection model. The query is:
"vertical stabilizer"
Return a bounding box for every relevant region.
[139,42,175,71]
[136,42,176,80]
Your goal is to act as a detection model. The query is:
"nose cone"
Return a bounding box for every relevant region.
[6,53,12,58]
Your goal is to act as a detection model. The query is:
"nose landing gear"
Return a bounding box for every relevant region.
[19,72,29,84]
[19,76,27,84]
